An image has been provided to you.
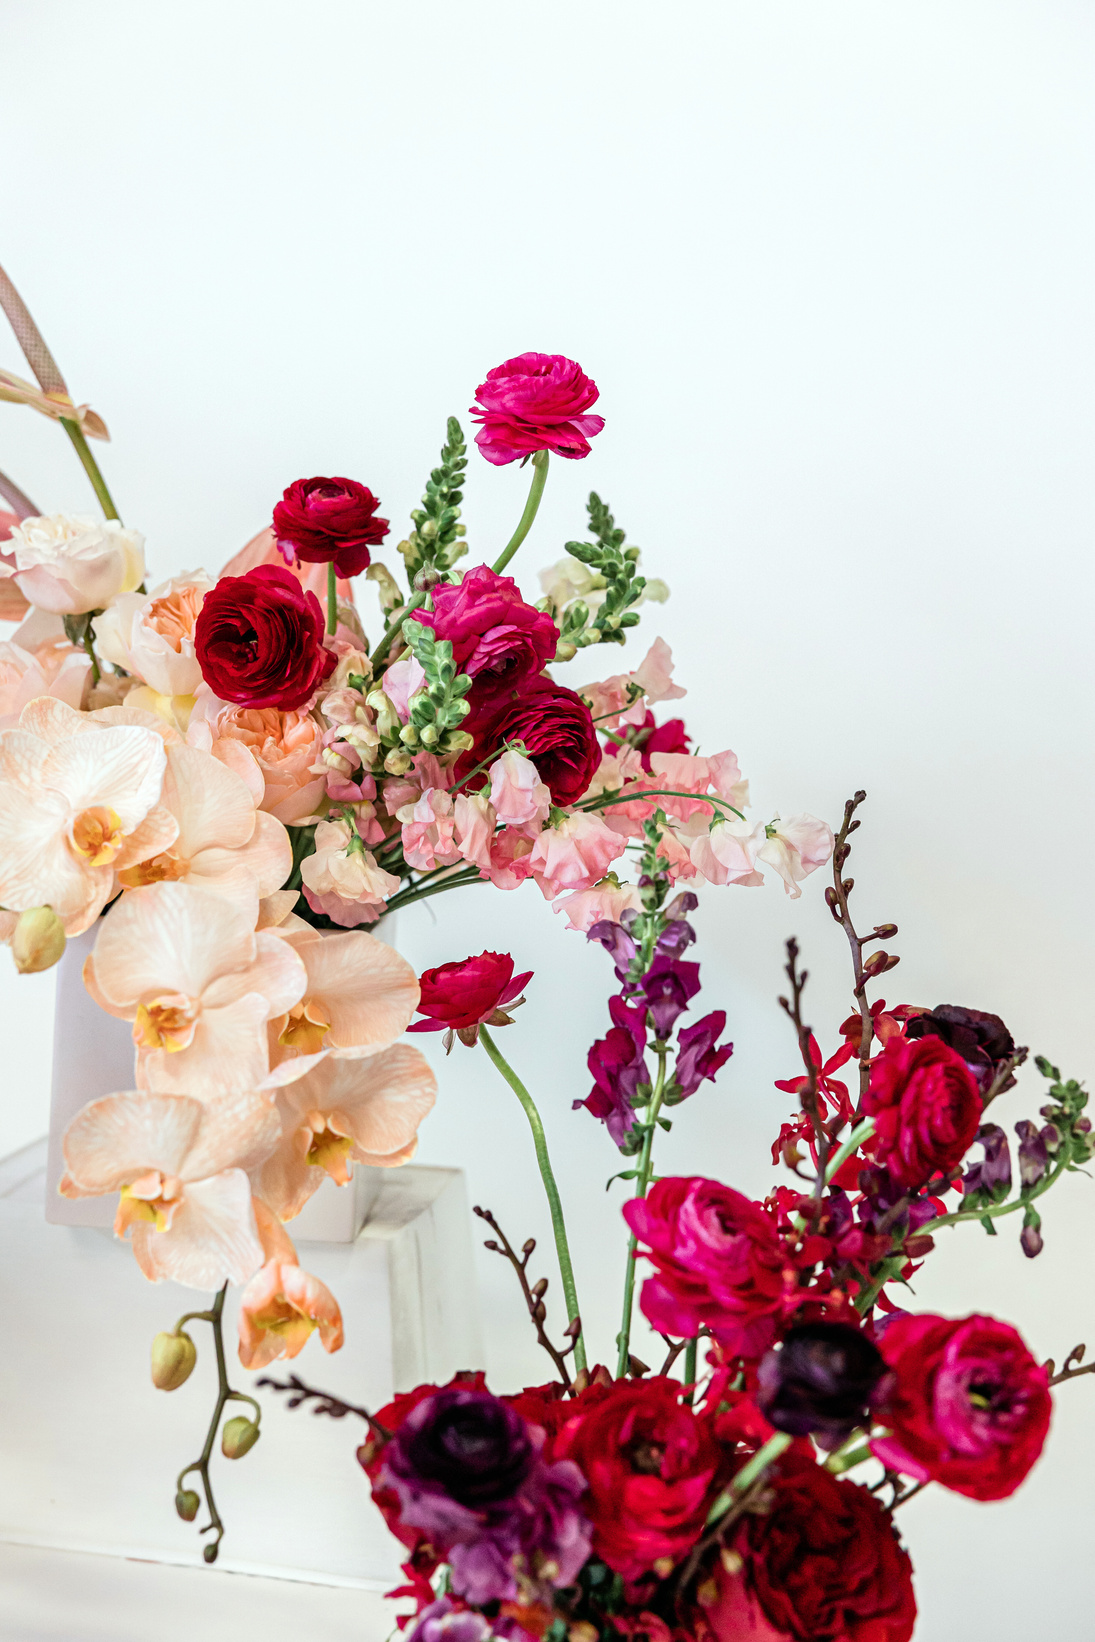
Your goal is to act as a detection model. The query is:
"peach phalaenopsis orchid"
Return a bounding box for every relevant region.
[268,917,421,1068]
[0,697,176,934]
[238,1202,344,1370]
[255,1048,437,1221]
[60,1089,280,1288]
[85,881,308,1096]
[0,609,91,728]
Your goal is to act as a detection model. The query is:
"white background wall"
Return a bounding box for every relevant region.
[2,3,1094,1635]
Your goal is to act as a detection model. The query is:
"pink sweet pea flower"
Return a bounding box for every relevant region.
[60,1089,280,1287]
[299,818,402,927]
[485,827,537,890]
[631,637,687,705]
[553,878,645,932]
[397,788,463,872]
[757,814,835,898]
[529,811,627,901]
[488,748,551,829]
[453,791,495,872]
[688,818,766,887]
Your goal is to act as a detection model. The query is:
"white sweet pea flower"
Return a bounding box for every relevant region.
[758,814,835,898]
[1,513,145,615]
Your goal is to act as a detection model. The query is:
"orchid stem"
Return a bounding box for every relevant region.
[327,561,337,636]
[59,416,120,521]
[492,450,548,575]
[616,1043,669,1379]
[174,1283,258,1564]
[478,1025,586,1375]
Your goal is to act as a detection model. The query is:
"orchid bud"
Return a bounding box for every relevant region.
[175,1489,200,1521]
[11,906,66,974]
[151,1330,196,1391]
[221,1416,260,1459]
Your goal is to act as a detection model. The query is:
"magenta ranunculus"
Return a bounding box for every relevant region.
[194,564,336,711]
[273,476,389,578]
[460,677,601,807]
[418,565,558,696]
[870,1311,1052,1501]
[469,353,605,466]
[407,950,533,1036]
[863,1034,983,1191]
[624,1177,793,1357]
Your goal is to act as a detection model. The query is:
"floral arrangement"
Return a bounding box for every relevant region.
[2,262,1093,1640]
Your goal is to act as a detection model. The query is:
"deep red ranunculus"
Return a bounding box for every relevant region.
[460,677,600,806]
[862,1035,983,1191]
[273,476,389,578]
[418,565,559,696]
[699,1453,916,1642]
[623,1177,793,1358]
[549,1376,724,1583]
[469,353,605,466]
[194,564,336,710]
[870,1311,1051,1501]
[407,950,533,1035]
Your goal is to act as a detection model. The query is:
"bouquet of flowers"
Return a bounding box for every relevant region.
[1,262,1091,1641]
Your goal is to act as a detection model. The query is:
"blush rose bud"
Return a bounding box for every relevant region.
[11,906,66,974]
[757,1321,889,1449]
[150,1330,197,1391]
[221,1415,261,1459]
[175,1488,200,1521]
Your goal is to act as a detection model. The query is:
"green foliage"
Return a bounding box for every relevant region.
[551,492,648,656]
[398,416,468,586]
[398,616,474,754]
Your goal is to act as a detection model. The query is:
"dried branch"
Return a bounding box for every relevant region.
[824,792,899,1103]
[779,937,828,1216]
[473,1205,578,1389]
[256,1373,389,1441]
[1045,1344,1095,1387]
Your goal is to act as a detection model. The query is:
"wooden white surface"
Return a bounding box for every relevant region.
[0,1540,394,1641]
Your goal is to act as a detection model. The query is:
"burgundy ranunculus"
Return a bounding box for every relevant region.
[624,1177,792,1357]
[904,1004,1016,1094]
[549,1376,724,1583]
[862,1034,982,1191]
[407,950,533,1036]
[757,1322,888,1448]
[460,677,600,806]
[418,565,559,697]
[870,1311,1052,1501]
[273,476,389,578]
[194,564,336,710]
[699,1454,916,1642]
[469,352,605,466]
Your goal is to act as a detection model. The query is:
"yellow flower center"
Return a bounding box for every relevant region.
[277,998,332,1055]
[305,1112,355,1184]
[134,994,199,1053]
[118,851,190,889]
[251,1294,317,1353]
[70,806,125,866]
[113,1170,183,1237]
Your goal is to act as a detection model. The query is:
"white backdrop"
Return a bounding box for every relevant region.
[2,2,1095,1636]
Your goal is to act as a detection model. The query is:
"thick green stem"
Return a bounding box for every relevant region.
[683,1336,698,1403]
[378,865,484,918]
[492,450,548,575]
[327,561,337,636]
[59,417,120,520]
[825,1117,876,1185]
[479,1025,586,1375]
[370,591,427,668]
[616,1044,669,1378]
[705,1432,793,1526]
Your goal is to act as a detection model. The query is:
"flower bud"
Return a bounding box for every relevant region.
[1015,1119,1048,1188]
[150,1330,197,1391]
[221,1415,260,1459]
[757,1322,888,1448]
[11,906,66,974]
[175,1488,200,1521]
[203,1543,219,1564]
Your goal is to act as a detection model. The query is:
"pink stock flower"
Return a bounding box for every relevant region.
[757,814,835,898]
[187,691,327,824]
[488,748,551,829]
[397,788,463,872]
[554,878,645,933]
[529,811,628,901]
[300,818,401,927]
[469,353,605,466]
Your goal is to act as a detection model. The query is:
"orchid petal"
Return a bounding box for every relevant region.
[62,1091,203,1192]
[129,1169,264,1287]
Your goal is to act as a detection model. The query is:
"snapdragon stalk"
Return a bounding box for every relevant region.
[59,416,120,521]
[616,1040,670,1379]
[492,449,549,575]
[478,1025,586,1374]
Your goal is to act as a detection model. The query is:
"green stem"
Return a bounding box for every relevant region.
[825,1117,876,1185]
[616,1043,669,1378]
[370,591,427,669]
[825,1439,873,1475]
[579,788,746,822]
[174,1283,259,1564]
[919,1150,1071,1235]
[327,561,337,636]
[378,864,484,918]
[683,1336,698,1403]
[705,1432,793,1526]
[478,1025,586,1375]
[80,623,101,687]
[492,450,549,575]
[59,417,120,520]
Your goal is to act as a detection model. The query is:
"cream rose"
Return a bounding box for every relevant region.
[2,513,146,615]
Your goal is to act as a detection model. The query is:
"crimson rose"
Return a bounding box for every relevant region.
[408,951,533,1037]
[418,565,558,697]
[862,1034,982,1191]
[273,476,389,577]
[699,1454,916,1642]
[624,1176,792,1357]
[549,1376,724,1583]
[870,1312,1051,1500]
[460,677,600,806]
[194,564,335,710]
[470,352,605,466]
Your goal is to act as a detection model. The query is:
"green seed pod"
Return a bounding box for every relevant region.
[221,1416,260,1459]
[151,1330,197,1391]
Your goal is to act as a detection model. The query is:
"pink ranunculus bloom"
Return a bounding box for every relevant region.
[469,352,605,466]
[267,918,420,1070]
[299,818,402,927]
[688,817,766,888]
[255,1048,437,1220]
[408,950,533,1035]
[757,813,835,898]
[529,811,628,901]
[416,565,559,697]
[0,609,91,727]
[237,1206,344,1370]
[187,688,327,824]
[85,880,308,1097]
[453,790,496,872]
[553,878,645,932]
[60,1089,280,1287]
[92,573,214,700]
[488,748,551,829]
[381,656,428,722]
[397,788,463,873]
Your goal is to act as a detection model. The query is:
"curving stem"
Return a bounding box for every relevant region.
[59,416,120,521]
[174,1283,260,1564]
[492,450,549,575]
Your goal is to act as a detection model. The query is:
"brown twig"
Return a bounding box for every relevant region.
[1045,1344,1095,1387]
[473,1205,579,1390]
[256,1373,389,1442]
[824,792,899,1104]
[658,1335,689,1377]
[779,938,829,1218]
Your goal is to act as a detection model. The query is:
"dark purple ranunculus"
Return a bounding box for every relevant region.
[273,476,389,578]
[417,565,558,697]
[385,1387,533,1513]
[640,954,700,1037]
[674,1010,734,1098]
[757,1322,889,1449]
[904,1004,1016,1094]
[962,1124,1012,1200]
[578,993,650,1147]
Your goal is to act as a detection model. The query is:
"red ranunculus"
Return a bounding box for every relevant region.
[870,1312,1051,1501]
[460,677,600,806]
[699,1454,916,1642]
[549,1376,725,1583]
[862,1034,982,1190]
[624,1177,793,1358]
[194,564,336,710]
[273,476,389,578]
[470,353,605,466]
[407,951,533,1035]
[418,565,559,697]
